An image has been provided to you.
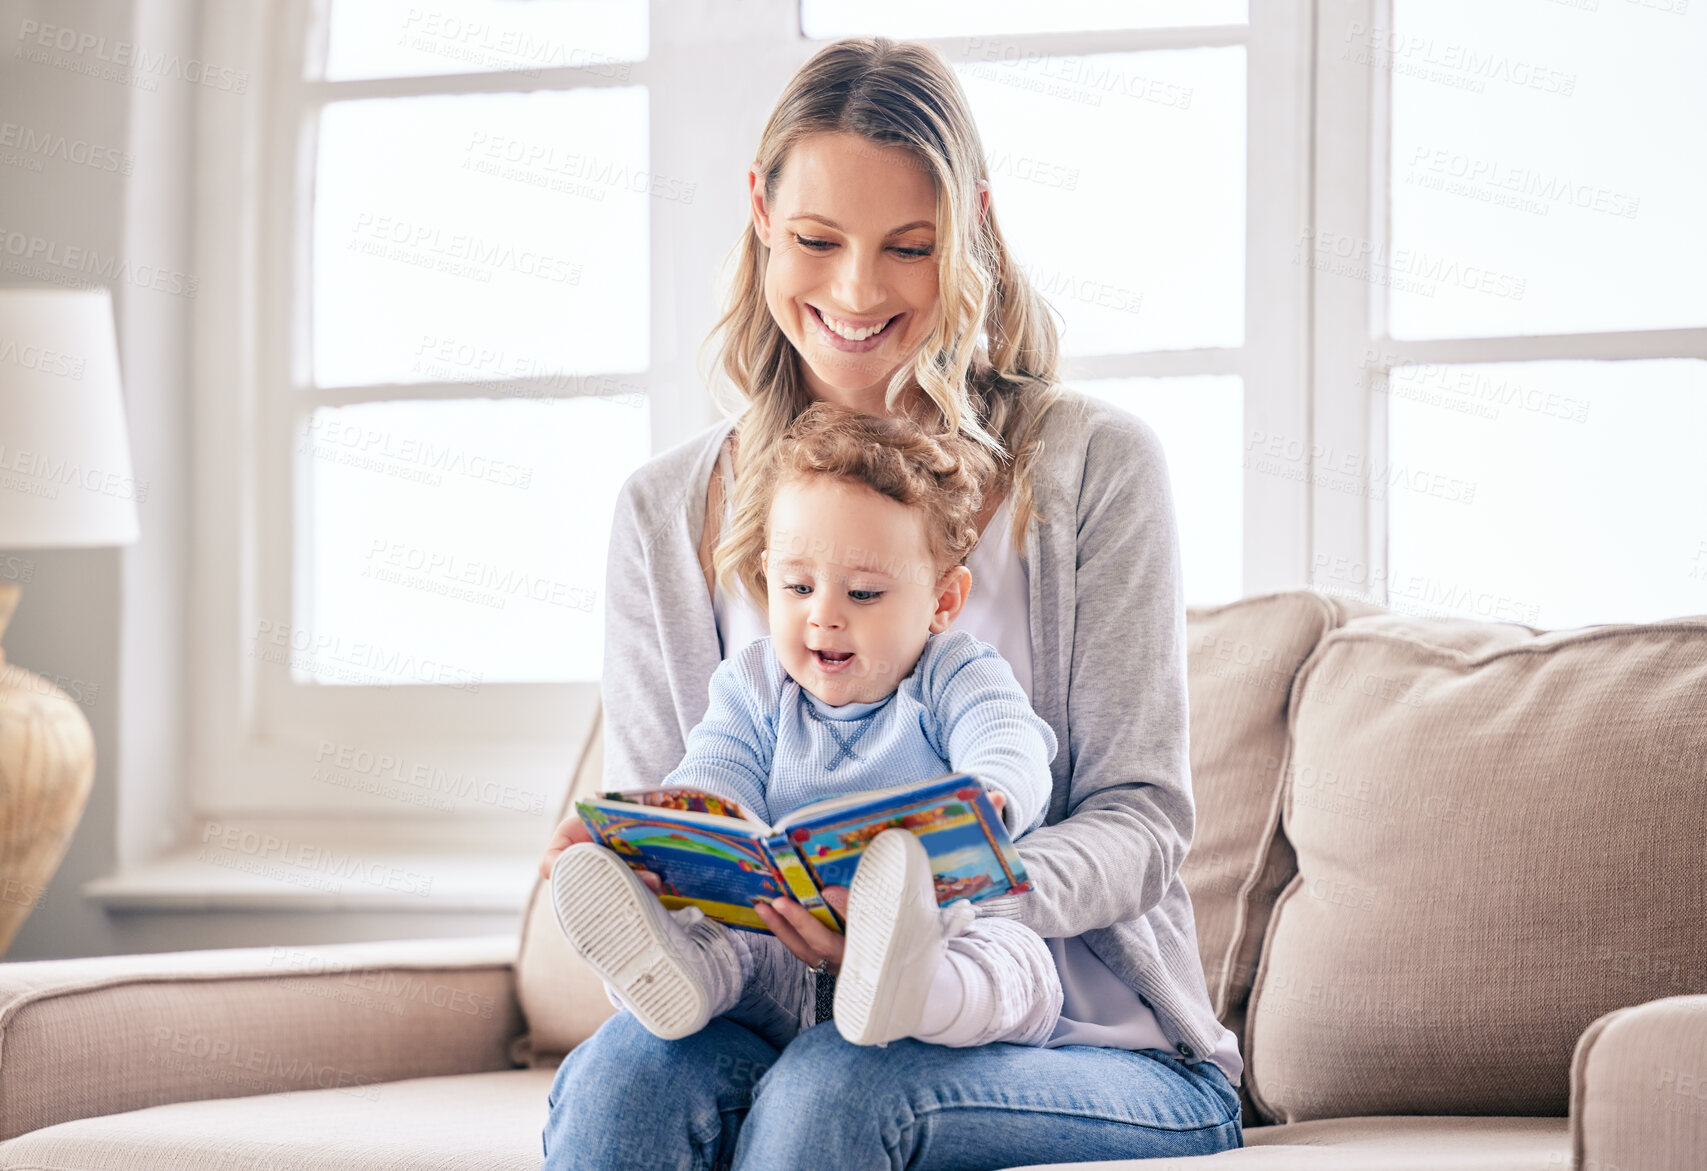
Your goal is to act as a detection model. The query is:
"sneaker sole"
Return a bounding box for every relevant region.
[550,846,710,1040]
[835,830,929,1045]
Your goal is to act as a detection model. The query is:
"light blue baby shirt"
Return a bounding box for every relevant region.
[657,629,1057,836]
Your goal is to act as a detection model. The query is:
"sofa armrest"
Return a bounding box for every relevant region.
[0,934,520,1141]
[1571,993,1707,1171]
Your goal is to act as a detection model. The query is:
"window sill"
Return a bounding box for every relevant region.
[82,846,537,913]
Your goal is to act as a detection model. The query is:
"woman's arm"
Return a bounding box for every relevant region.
[984,413,1195,940]
[598,472,694,791]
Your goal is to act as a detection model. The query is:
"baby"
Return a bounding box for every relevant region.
[550,401,1065,1052]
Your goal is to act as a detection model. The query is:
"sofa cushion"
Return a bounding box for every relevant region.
[513,707,619,1068]
[1180,592,1384,1049]
[0,936,520,1140]
[1245,612,1707,1123]
[0,1069,554,1171]
[1018,1115,1569,1169]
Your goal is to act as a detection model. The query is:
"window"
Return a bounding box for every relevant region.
[1311,0,1707,626]
[198,1,1704,863]
[195,2,1311,849]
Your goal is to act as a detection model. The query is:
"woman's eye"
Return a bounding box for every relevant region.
[785,584,811,596]
[791,235,933,259]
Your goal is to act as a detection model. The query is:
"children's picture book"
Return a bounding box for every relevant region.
[576,772,1031,934]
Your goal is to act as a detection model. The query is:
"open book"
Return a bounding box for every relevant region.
[576,772,1031,934]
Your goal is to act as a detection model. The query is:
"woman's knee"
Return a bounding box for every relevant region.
[555,1011,777,1108]
[739,1023,909,1154]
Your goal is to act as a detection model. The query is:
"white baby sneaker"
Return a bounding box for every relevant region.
[550,842,743,1040]
[834,827,977,1046]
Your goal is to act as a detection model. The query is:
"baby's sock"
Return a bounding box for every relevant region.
[913,949,998,1047]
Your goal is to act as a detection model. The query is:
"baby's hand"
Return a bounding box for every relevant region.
[537,815,663,894]
[990,792,1006,815]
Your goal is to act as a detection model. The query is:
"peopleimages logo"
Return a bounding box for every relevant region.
[15,19,250,93]
[0,121,131,174]
[0,227,198,298]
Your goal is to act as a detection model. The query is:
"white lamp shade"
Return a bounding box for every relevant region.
[0,287,140,548]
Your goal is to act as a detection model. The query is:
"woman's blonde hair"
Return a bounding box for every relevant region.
[702,36,1079,601]
[742,401,1000,605]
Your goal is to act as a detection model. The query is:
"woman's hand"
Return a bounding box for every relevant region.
[537,815,663,894]
[756,886,850,974]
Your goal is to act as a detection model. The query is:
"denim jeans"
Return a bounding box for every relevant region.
[542,1009,1243,1170]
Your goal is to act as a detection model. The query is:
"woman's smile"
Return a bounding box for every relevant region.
[807,303,904,354]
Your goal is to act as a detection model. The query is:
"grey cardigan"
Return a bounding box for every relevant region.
[597,386,1225,1063]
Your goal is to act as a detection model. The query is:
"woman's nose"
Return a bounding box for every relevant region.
[829,247,886,316]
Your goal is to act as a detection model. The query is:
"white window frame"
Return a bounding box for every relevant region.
[1310,0,1707,605]
[187,0,1313,873]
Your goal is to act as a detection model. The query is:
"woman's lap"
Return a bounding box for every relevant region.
[544,1011,1242,1171]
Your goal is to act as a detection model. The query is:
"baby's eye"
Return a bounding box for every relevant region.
[849,590,883,602]
[784,583,812,596]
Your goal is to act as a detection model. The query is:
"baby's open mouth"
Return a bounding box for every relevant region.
[812,648,856,674]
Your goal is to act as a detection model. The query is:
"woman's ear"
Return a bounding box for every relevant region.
[975,178,990,225]
[749,164,772,247]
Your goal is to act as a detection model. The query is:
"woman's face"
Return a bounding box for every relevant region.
[749,132,943,416]
[761,475,970,708]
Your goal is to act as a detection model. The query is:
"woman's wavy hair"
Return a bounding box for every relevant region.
[701,36,1080,602]
[738,401,1000,605]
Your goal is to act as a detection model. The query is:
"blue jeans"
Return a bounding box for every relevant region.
[542,1010,1243,1170]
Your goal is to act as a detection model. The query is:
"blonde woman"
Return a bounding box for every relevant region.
[539,36,1244,1169]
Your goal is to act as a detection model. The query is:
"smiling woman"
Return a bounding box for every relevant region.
[539,34,1244,1171]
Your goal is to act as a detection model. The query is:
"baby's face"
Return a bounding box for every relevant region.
[762,477,970,707]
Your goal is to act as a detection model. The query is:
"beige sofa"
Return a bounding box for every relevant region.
[1,589,1702,1170]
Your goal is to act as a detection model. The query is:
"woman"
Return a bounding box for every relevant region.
[540,36,1243,1170]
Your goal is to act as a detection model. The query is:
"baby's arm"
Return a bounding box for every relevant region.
[655,647,778,823]
[924,634,1059,837]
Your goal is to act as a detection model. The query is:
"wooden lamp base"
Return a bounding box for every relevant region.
[0,582,97,956]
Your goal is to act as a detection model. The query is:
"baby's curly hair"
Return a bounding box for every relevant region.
[733,401,1000,604]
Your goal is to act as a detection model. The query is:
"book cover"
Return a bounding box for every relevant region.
[576,772,1029,935]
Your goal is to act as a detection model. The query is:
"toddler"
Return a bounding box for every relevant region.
[551,402,1064,1052]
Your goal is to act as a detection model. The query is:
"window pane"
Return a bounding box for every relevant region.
[298,397,650,684]
[959,48,1244,355]
[1386,360,1707,628]
[802,0,1245,38]
[313,89,649,389]
[1072,376,1244,604]
[325,0,646,81]
[1384,0,1707,338]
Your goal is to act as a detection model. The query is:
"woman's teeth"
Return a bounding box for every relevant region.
[816,307,894,341]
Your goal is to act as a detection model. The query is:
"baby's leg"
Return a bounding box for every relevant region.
[915,916,1063,1047]
[553,843,747,1040]
[721,928,818,1048]
[834,827,1064,1048]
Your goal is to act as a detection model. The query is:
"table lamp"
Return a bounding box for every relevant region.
[0,286,140,955]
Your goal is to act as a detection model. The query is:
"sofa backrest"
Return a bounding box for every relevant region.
[511,709,617,1068]
[1243,610,1707,1123]
[1178,590,1385,1057]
